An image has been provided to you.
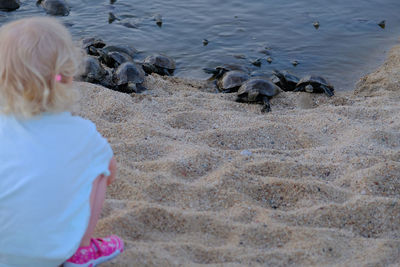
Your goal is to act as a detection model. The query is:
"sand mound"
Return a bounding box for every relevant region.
[73,46,400,266]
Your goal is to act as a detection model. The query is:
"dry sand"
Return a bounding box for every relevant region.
[73,45,400,266]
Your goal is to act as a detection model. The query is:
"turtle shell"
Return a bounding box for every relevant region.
[114,62,145,86]
[144,55,176,70]
[0,0,20,11]
[204,64,249,80]
[40,0,70,16]
[296,75,334,94]
[100,51,133,68]
[238,79,281,100]
[81,57,107,83]
[81,37,106,49]
[272,70,300,91]
[218,71,249,92]
[297,75,330,87]
[101,45,137,58]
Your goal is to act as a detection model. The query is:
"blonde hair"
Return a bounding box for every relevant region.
[0,16,84,118]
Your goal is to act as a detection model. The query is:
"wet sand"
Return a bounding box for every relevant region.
[73,45,400,266]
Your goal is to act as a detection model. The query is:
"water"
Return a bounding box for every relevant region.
[1,0,400,90]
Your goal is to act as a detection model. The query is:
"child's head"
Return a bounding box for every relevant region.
[0,16,84,118]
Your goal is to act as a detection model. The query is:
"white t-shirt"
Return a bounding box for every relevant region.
[0,112,113,267]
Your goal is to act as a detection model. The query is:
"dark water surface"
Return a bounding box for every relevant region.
[1,0,400,90]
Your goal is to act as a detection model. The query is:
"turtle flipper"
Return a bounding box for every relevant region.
[142,63,155,75]
[261,96,271,113]
[162,68,173,76]
[134,83,147,93]
[235,96,245,103]
[321,85,334,97]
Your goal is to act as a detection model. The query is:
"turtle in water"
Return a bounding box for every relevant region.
[236,79,281,112]
[81,37,106,56]
[113,62,146,93]
[154,14,162,27]
[217,71,249,93]
[294,75,334,97]
[271,70,300,91]
[101,45,138,58]
[0,0,20,11]
[142,54,176,76]
[37,0,70,16]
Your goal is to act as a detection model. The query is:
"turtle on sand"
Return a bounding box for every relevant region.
[113,62,146,93]
[203,64,248,81]
[81,57,114,89]
[217,71,250,93]
[236,79,281,112]
[142,54,176,76]
[271,70,300,91]
[99,51,133,68]
[294,75,334,97]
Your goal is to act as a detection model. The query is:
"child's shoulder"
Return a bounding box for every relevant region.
[60,113,100,135]
[31,112,99,135]
[42,113,107,147]
[66,113,96,129]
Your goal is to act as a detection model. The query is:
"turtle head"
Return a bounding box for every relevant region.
[305,84,314,93]
[248,90,259,102]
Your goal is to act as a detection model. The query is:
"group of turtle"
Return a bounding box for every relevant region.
[80,37,176,93]
[80,37,334,113]
[204,66,334,112]
[0,0,70,15]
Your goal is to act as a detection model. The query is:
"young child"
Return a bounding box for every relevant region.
[0,17,124,267]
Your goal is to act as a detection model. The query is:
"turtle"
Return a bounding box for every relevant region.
[108,12,119,24]
[81,57,106,83]
[101,45,137,59]
[80,37,106,56]
[271,70,300,91]
[203,66,230,80]
[217,71,249,93]
[0,0,20,11]
[154,14,162,27]
[378,20,386,29]
[294,75,334,97]
[99,51,133,68]
[113,62,146,93]
[81,57,115,88]
[236,79,281,112]
[142,54,176,76]
[203,64,248,81]
[121,21,139,29]
[37,0,70,16]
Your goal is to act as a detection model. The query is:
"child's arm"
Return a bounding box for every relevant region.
[106,157,117,186]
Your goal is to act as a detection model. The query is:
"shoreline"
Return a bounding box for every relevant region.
[75,44,400,266]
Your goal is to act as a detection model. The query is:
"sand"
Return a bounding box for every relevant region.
[73,45,400,266]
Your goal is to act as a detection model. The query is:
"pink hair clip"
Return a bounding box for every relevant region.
[55,74,62,82]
